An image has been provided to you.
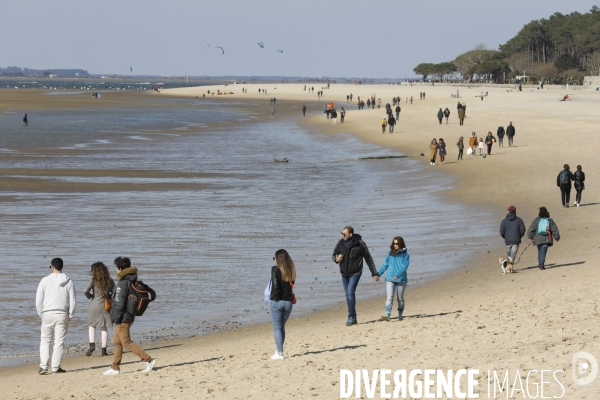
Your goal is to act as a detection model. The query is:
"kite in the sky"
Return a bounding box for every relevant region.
[258,42,264,48]
[277,50,283,53]
[216,46,224,54]
[129,66,133,72]
[203,43,211,49]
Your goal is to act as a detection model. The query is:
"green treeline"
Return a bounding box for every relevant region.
[414,6,600,84]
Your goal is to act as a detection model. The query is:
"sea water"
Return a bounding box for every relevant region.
[0,98,495,363]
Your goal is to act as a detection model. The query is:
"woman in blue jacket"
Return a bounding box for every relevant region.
[377,237,410,321]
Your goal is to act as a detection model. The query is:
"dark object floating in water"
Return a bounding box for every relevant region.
[274,158,289,162]
[359,155,408,160]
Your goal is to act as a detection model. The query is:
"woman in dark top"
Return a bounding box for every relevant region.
[573,165,585,207]
[269,249,296,360]
[438,138,447,164]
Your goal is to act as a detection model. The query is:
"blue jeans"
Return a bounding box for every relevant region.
[270,300,292,353]
[342,274,361,319]
[385,281,407,315]
[537,244,549,266]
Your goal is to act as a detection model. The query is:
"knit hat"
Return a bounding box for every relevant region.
[508,205,516,213]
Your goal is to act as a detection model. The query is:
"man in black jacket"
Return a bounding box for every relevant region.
[497,125,505,147]
[506,122,515,147]
[499,206,526,264]
[332,226,378,326]
[103,257,156,375]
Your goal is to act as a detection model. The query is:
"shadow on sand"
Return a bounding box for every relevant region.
[291,345,366,358]
[520,261,585,271]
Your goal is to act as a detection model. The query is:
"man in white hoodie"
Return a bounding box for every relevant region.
[36,258,76,375]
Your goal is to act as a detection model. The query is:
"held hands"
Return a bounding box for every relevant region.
[372,275,379,281]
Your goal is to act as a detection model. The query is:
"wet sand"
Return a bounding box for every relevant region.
[1,85,599,398]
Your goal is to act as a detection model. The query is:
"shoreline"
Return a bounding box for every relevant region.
[0,90,491,365]
[1,85,599,398]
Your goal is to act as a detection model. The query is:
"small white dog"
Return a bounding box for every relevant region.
[498,256,514,274]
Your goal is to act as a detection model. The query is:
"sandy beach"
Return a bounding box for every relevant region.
[1,84,599,398]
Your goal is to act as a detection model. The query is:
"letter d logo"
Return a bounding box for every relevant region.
[572,351,598,385]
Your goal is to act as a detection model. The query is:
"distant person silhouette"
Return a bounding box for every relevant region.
[23,114,28,126]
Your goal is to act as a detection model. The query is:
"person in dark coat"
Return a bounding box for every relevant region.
[103,257,156,375]
[499,205,526,264]
[395,105,401,120]
[556,164,575,207]
[573,165,585,207]
[485,131,496,155]
[443,108,450,124]
[527,207,560,270]
[437,108,444,124]
[456,136,464,160]
[506,122,515,146]
[438,138,447,164]
[332,226,378,326]
[388,114,396,133]
[302,105,306,116]
[497,125,505,147]
[23,113,28,126]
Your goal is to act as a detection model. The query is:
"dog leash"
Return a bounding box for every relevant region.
[513,242,532,265]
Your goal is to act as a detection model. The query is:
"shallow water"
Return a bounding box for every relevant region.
[0,100,495,363]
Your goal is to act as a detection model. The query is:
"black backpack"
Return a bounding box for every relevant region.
[559,170,570,185]
[127,280,156,317]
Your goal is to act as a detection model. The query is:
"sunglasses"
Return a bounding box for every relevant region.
[393,242,400,246]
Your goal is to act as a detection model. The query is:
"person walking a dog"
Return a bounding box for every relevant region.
[499,205,526,265]
[527,207,560,270]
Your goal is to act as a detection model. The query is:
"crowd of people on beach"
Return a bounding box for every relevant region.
[31,85,592,379]
[426,121,516,165]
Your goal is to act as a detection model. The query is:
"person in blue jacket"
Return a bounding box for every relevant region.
[376,237,410,321]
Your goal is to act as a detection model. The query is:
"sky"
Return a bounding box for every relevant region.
[0,0,598,78]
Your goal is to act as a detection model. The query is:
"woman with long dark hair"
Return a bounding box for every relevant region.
[376,237,410,321]
[269,249,296,360]
[438,138,446,164]
[84,262,115,356]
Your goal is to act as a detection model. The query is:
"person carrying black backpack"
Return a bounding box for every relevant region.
[103,257,157,375]
[556,164,575,208]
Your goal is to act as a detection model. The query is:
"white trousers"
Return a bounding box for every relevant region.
[40,313,70,371]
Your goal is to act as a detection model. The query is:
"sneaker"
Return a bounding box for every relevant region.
[141,358,157,373]
[102,368,120,376]
[53,368,66,374]
[38,368,48,375]
[539,265,546,270]
[398,312,404,321]
[346,317,357,326]
[577,203,580,207]
[380,315,391,322]
[566,204,569,208]
[270,352,284,360]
